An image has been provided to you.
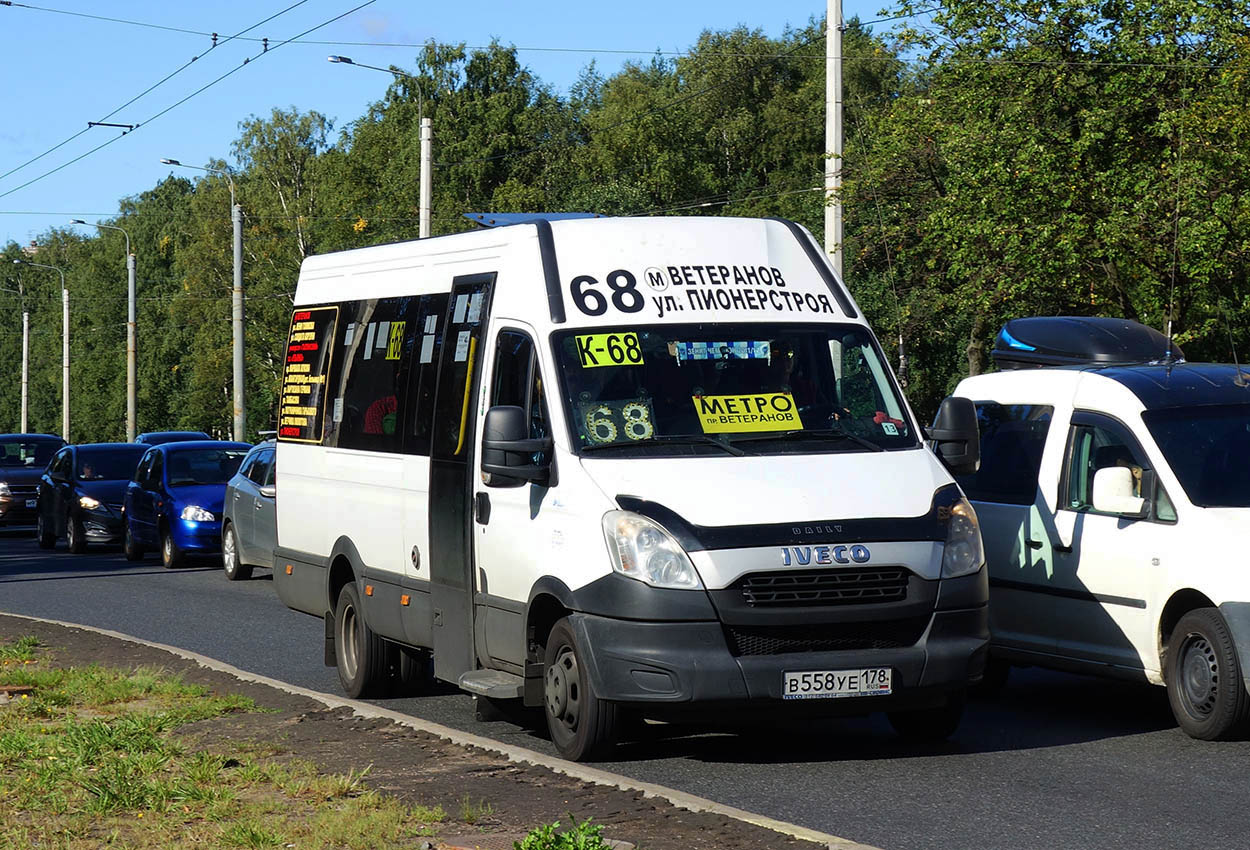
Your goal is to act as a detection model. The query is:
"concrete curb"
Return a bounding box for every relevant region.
[1,612,882,850]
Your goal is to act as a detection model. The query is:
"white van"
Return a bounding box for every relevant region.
[954,316,1250,739]
[273,216,989,759]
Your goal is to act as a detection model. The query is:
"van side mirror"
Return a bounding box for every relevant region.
[930,396,980,476]
[481,405,553,488]
[1092,466,1146,517]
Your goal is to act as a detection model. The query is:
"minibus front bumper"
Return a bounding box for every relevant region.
[566,570,989,710]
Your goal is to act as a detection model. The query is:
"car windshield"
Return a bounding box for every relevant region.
[0,439,60,468]
[166,448,247,486]
[77,447,146,481]
[552,322,915,456]
[1142,403,1250,507]
[142,432,210,445]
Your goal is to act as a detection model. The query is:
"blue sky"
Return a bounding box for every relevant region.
[0,0,889,248]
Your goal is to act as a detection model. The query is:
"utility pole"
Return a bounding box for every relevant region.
[420,116,432,239]
[232,199,245,441]
[72,220,137,440]
[825,0,844,277]
[1,280,28,432]
[14,259,67,440]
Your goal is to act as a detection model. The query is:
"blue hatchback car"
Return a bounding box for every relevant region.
[123,441,250,567]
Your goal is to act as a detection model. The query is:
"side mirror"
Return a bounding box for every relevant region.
[930,396,980,476]
[259,485,276,499]
[481,405,553,488]
[1092,466,1146,517]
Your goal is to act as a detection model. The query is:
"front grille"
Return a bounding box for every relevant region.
[723,618,928,656]
[737,567,910,607]
[6,484,37,496]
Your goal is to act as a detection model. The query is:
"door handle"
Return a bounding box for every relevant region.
[1025,539,1043,550]
[474,492,491,525]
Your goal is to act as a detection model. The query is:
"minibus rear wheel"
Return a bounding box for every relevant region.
[542,618,619,761]
[334,582,387,699]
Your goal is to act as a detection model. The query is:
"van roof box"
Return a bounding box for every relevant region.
[991,316,1184,369]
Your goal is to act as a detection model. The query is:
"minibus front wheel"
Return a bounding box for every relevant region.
[543,617,619,761]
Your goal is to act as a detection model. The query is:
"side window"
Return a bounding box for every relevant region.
[149,452,164,487]
[404,293,450,456]
[134,453,153,486]
[51,450,70,478]
[262,450,276,487]
[332,297,419,453]
[956,403,1054,505]
[1062,415,1173,520]
[489,329,551,465]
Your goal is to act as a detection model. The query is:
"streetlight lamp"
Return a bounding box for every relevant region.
[161,158,246,441]
[0,279,28,433]
[14,259,69,441]
[328,55,432,239]
[71,219,137,441]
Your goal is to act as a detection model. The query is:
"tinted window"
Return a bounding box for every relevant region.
[76,446,147,481]
[957,403,1053,505]
[166,448,248,487]
[490,330,552,469]
[0,439,62,468]
[404,294,449,456]
[1143,403,1250,508]
[330,297,420,453]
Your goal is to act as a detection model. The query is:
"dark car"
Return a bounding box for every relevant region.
[135,431,211,446]
[124,441,250,568]
[0,434,65,529]
[221,439,276,580]
[37,443,148,552]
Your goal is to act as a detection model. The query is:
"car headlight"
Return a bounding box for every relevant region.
[0,482,10,497]
[180,505,215,522]
[602,510,703,590]
[942,497,984,578]
[78,495,101,510]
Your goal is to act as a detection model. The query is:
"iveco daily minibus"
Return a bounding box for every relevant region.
[272,216,988,760]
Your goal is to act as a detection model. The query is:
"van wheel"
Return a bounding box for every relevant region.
[1166,608,1250,740]
[36,511,54,549]
[334,582,387,699]
[161,526,183,569]
[543,617,618,761]
[222,523,251,581]
[888,691,966,742]
[66,511,86,554]
[123,523,144,561]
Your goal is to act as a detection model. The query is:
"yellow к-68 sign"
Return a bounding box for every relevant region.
[693,392,802,433]
[575,332,644,368]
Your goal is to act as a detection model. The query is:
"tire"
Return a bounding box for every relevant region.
[222,523,251,581]
[542,617,619,761]
[333,582,388,699]
[123,522,144,561]
[65,511,86,554]
[1166,608,1250,740]
[160,525,184,569]
[888,690,966,742]
[36,510,54,549]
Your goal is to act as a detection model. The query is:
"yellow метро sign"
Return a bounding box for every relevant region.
[692,392,802,433]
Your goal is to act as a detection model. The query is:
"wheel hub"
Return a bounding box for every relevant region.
[545,647,580,730]
[1181,636,1218,716]
[338,604,359,681]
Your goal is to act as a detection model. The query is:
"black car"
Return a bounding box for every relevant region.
[135,431,211,446]
[0,434,65,528]
[37,443,149,552]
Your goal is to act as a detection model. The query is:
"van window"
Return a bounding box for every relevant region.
[552,322,914,456]
[404,293,450,456]
[1063,415,1174,520]
[956,403,1053,505]
[490,330,551,469]
[332,297,419,453]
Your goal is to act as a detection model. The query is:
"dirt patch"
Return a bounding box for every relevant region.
[0,614,830,850]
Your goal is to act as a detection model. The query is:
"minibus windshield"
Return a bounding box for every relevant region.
[1142,403,1250,507]
[552,323,916,456]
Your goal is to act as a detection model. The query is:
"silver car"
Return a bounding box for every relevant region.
[221,441,275,580]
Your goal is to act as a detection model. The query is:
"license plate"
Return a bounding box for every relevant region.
[25,500,36,509]
[783,668,892,700]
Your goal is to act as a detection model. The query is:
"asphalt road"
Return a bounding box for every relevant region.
[2,529,1248,850]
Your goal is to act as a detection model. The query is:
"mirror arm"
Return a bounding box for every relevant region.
[482,436,552,453]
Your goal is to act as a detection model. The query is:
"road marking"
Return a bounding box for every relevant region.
[1,612,880,850]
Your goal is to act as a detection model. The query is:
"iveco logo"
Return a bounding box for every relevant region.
[781,545,871,566]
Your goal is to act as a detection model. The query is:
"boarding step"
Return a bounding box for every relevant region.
[458,668,524,699]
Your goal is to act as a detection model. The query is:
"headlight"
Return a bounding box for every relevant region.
[0,482,10,497]
[602,510,703,590]
[942,497,984,578]
[180,505,215,522]
[78,495,101,510]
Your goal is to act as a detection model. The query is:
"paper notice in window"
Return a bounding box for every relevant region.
[466,293,482,323]
[376,321,390,347]
[333,397,344,423]
[424,314,437,333]
[419,334,435,364]
[344,323,356,346]
[454,330,471,362]
[452,294,468,324]
[363,322,376,360]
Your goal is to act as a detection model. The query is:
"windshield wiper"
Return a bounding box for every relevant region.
[730,428,885,452]
[581,434,745,457]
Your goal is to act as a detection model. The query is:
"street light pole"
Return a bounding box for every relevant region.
[14,259,68,440]
[72,220,136,441]
[160,158,246,441]
[825,0,844,276]
[329,55,432,238]
[0,282,28,433]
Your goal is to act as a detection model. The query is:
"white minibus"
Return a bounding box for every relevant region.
[274,216,988,760]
